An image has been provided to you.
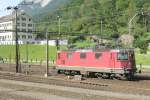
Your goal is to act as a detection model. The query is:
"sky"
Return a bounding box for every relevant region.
[0,0,52,17]
[26,0,52,7]
[0,0,23,17]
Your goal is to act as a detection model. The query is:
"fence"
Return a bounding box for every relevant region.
[1,58,149,69]
[137,65,150,69]
[0,58,55,66]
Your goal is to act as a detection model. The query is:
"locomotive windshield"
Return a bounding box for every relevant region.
[117,52,128,60]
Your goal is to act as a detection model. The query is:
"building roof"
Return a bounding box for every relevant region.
[0,14,15,23]
[0,11,33,23]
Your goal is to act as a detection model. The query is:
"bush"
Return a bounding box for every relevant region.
[133,38,148,54]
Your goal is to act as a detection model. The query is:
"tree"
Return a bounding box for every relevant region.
[133,38,148,54]
[35,0,150,42]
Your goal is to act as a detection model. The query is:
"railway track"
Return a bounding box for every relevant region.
[0,70,150,96]
[0,63,150,96]
[0,71,108,90]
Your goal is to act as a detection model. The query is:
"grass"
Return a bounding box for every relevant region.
[135,48,150,65]
[0,45,57,61]
[135,53,150,65]
[0,45,150,65]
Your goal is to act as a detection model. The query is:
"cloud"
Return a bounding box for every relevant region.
[41,0,52,7]
[25,0,52,7]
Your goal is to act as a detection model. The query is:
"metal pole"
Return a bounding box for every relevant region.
[57,16,60,50]
[58,17,61,35]
[144,18,147,32]
[100,20,103,44]
[26,42,28,62]
[7,3,33,73]
[15,8,19,73]
[128,13,138,34]
[45,29,49,77]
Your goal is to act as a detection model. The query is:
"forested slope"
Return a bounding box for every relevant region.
[36,0,150,37]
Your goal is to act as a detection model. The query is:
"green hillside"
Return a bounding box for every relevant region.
[36,0,150,37]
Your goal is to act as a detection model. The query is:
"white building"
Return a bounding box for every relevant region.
[0,12,36,45]
[40,40,68,46]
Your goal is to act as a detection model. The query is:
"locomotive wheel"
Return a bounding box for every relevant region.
[70,71,81,76]
[110,74,115,79]
[95,73,102,79]
[115,74,127,80]
[57,70,65,74]
[89,72,97,78]
[64,70,72,75]
[102,73,110,79]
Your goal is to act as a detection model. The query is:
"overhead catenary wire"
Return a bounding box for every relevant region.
[0,29,113,39]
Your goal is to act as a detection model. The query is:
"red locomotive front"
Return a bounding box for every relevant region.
[56,49,136,80]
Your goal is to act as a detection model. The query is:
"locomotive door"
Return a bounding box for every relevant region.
[59,53,66,65]
[110,53,115,69]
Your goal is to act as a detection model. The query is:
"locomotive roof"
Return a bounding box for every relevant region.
[58,48,134,53]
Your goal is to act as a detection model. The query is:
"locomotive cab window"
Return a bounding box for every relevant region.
[95,53,102,59]
[67,53,72,59]
[117,52,128,60]
[80,53,86,59]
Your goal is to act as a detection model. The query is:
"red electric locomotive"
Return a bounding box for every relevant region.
[55,48,137,80]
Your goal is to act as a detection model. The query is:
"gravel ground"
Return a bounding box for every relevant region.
[0,79,149,100]
[0,86,76,100]
[0,63,150,100]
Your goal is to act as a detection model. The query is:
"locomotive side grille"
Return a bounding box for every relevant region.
[80,53,86,59]
[95,53,102,59]
[67,53,72,59]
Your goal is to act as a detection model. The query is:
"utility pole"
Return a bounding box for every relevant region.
[45,27,49,77]
[7,2,33,73]
[58,17,61,35]
[100,20,103,34]
[128,9,145,34]
[141,9,149,32]
[26,42,28,63]
[7,6,19,73]
[128,13,138,35]
[100,18,103,44]
[56,16,61,50]
[100,19,103,44]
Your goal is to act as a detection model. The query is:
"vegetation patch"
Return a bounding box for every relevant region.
[135,53,150,65]
[0,45,150,65]
[0,45,57,61]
